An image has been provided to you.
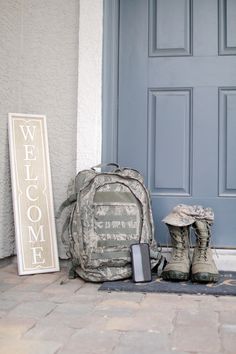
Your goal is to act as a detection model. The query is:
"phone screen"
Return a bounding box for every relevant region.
[131,243,152,282]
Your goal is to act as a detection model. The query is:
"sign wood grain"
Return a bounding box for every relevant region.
[8,113,60,275]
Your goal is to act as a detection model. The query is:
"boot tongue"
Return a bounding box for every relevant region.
[170,228,187,261]
[199,236,209,245]
[198,236,209,254]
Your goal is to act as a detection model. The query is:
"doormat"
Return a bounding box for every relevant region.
[99,272,236,296]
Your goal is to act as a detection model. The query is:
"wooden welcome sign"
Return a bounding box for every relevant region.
[8,113,60,275]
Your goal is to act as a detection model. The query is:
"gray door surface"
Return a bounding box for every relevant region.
[117,0,236,247]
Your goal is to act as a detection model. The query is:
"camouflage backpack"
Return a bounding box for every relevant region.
[57,164,164,282]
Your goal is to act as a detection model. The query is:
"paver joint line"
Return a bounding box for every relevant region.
[0,262,236,354]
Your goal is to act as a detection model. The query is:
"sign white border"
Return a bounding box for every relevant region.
[8,113,60,275]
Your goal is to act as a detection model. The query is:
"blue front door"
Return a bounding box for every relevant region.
[115,0,236,247]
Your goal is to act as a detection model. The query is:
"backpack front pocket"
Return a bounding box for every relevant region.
[85,182,142,268]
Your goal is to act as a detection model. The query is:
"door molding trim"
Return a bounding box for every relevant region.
[76,0,103,171]
[102,0,119,164]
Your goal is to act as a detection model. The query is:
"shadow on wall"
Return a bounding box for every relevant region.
[1,128,15,258]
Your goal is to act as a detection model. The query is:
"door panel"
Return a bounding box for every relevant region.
[148,89,192,196]
[149,0,192,56]
[219,89,236,195]
[219,0,236,55]
[118,0,236,247]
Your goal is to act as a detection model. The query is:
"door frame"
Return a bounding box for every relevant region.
[76,0,103,171]
[102,0,119,164]
[102,0,236,270]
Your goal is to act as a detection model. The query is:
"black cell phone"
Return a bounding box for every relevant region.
[130,243,152,283]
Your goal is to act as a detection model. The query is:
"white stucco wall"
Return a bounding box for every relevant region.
[76,0,103,171]
[0,0,79,258]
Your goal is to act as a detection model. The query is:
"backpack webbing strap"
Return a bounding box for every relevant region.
[151,254,167,274]
[91,163,120,171]
[91,251,130,260]
[68,259,80,279]
[97,240,137,247]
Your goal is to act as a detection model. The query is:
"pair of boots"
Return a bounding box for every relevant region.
[162,220,219,283]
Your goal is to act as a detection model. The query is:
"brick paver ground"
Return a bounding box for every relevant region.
[0,259,236,354]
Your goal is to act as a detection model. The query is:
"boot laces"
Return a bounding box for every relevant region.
[171,228,186,261]
[195,223,210,261]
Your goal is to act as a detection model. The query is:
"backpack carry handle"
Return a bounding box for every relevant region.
[91,163,120,172]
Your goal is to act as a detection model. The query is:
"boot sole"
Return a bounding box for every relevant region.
[191,272,219,283]
[162,270,189,281]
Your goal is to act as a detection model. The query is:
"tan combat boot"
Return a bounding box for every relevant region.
[192,220,219,283]
[162,225,191,281]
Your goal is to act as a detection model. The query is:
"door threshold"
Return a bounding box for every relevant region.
[162,248,236,272]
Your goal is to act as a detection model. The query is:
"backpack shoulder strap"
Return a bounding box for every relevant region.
[56,194,77,218]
